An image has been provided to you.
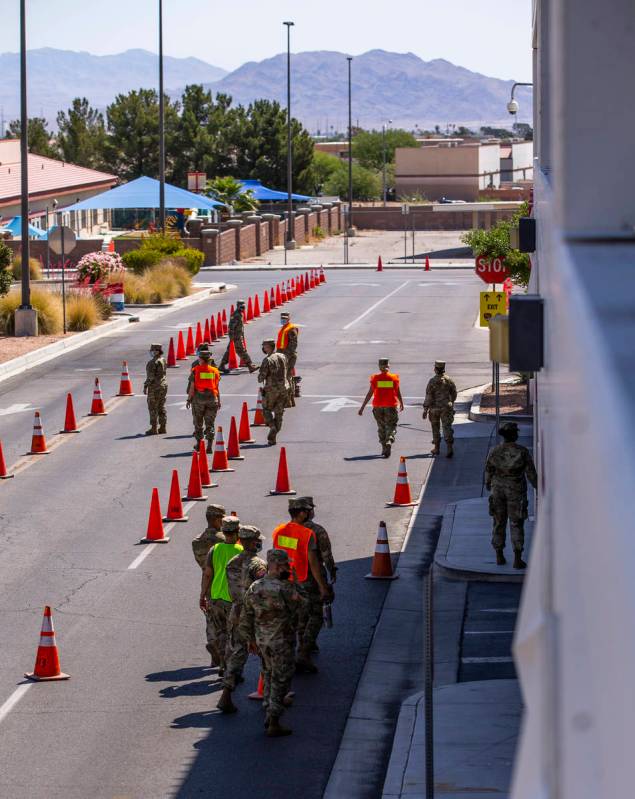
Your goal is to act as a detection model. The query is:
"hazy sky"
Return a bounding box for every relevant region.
[1,0,532,80]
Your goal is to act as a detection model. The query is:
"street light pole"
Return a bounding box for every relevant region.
[158,0,166,232]
[19,0,30,311]
[284,21,295,259]
[347,56,354,238]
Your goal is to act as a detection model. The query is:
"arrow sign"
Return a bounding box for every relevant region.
[0,402,35,417]
[312,397,361,413]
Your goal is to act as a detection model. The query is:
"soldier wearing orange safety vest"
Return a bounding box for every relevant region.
[358,357,405,458]
[186,343,221,452]
[276,312,299,405]
[272,498,332,673]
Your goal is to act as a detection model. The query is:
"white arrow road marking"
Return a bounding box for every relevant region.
[168,401,189,411]
[312,397,361,413]
[0,684,31,726]
[127,501,197,570]
[342,282,380,287]
[74,367,101,372]
[0,403,35,417]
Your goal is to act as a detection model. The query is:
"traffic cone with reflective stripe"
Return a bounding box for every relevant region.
[198,440,218,488]
[387,457,419,507]
[167,337,178,367]
[0,440,14,479]
[253,293,261,318]
[310,271,316,289]
[176,330,186,360]
[60,393,80,434]
[377,255,383,272]
[270,447,296,495]
[227,417,244,460]
[263,290,271,313]
[117,361,134,396]
[365,521,398,580]
[281,284,288,303]
[253,389,266,427]
[140,487,170,543]
[195,322,203,349]
[227,340,239,371]
[25,606,70,681]
[270,287,277,309]
[203,318,211,343]
[424,256,430,271]
[246,296,254,322]
[211,427,234,472]
[210,315,218,341]
[222,309,228,335]
[29,411,50,454]
[320,266,326,283]
[183,451,208,501]
[216,312,224,339]
[275,285,282,306]
[89,378,107,415]
[238,401,255,443]
[186,326,195,356]
[248,673,264,700]
[163,469,188,522]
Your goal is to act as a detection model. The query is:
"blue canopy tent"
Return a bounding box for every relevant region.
[239,179,310,202]
[63,176,224,212]
[0,216,47,239]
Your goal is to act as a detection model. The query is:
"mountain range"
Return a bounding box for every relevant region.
[0,47,531,133]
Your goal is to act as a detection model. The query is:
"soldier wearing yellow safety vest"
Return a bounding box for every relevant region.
[186,343,221,453]
[276,311,299,405]
[358,357,405,458]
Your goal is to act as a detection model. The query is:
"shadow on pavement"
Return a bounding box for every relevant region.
[146,666,211,683]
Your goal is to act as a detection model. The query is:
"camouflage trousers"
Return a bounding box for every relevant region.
[280,351,296,407]
[222,607,250,690]
[191,392,218,443]
[260,640,296,719]
[219,338,253,369]
[297,582,324,652]
[262,386,287,438]
[429,406,454,444]
[207,599,232,670]
[489,487,529,552]
[147,385,167,429]
[372,407,399,445]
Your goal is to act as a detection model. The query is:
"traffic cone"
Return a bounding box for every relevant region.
[107,238,115,253]
[253,293,261,318]
[238,401,255,443]
[294,275,302,295]
[195,322,203,349]
[377,255,383,272]
[263,291,271,313]
[230,303,235,319]
[270,287,277,309]
[288,279,294,299]
[217,311,225,338]
[365,521,399,580]
[275,285,282,306]
[281,284,288,303]
[198,439,218,488]
[387,457,419,507]
[239,338,247,368]
[0,440,14,479]
[167,337,178,368]
[269,447,296,495]
[89,378,107,415]
[320,266,326,283]
[176,330,186,360]
[253,388,266,427]
[25,606,70,681]
[309,272,316,289]
[227,340,239,371]
[248,672,264,700]
[28,411,50,454]
[60,393,80,434]
[424,256,430,271]
[140,487,170,543]
[185,326,195,356]
[163,469,188,522]
[183,451,208,501]
[210,315,218,341]
[227,417,244,460]
[246,296,254,322]
[211,427,234,472]
[222,309,228,335]
[117,361,134,396]
[203,318,211,343]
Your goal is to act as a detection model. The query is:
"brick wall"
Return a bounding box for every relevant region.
[240,224,257,260]
[260,221,270,253]
[7,238,104,267]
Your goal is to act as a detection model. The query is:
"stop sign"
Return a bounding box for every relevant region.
[475,255,510,284]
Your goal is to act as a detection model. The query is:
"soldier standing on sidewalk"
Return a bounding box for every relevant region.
[423,360,457,458]
[143,343,167,435]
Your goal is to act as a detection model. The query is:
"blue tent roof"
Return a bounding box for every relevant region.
[63,176,223,212]
[239,179,310,202]
[0,216,47,239]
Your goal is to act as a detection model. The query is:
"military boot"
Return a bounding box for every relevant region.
[513,551,527,570]
[430,443,440,456]
[217,687,237,714]
[206,439,214,454]
[193,440,201,451]
[266,716,292,737]
[495,548,507,566]
[267,430,277,446]
[385,443,392,458]
[219,364,229,374]
[446,442,454,459]
[158,424,167,434]
[295,649,318,674]
[145,427,158,436]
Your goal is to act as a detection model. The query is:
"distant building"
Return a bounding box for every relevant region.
[0,139,117,235]
[314,141,350,160]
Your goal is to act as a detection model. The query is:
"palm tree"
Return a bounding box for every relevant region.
[203,176,259,215]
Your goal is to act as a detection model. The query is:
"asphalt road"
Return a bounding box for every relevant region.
[0,268,489,799]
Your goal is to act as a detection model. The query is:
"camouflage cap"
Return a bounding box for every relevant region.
[267,548,290,565]
[150,342,163,351]
[236,300,246,308]
[206,503,226,519]
[262,338,276,347]
[499,421,519,436]
[295,496,315,510]
[198,343,213,359]
[238,524,263,541]
[247,559,267,581]
[221,516,241,533]
[289,498,311,512]
[434,360,446,370]
[378,357,390,366]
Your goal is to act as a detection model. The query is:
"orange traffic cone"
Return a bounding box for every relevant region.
[167,337,178,367]
[239,338,247,368]
[281,284,288,303]
[198,439,218,488]
[210,315,218,341]
[238,401,255,443]
[186,326,195,356]
[140,487,170,543]
[60,393,80,434]
[270,287,277,309]
[222,309,228,335]
[309,272,316,289]
[263,290,271,313]
[253,388,266,427]
[195,321,203,349]
[377,255,383,272]
[275,285,282,306]
[89,377,107,415]
[211,427,235,472]
[227,417,244,460]
[253,293,261,318]
[424,256,430,271]
[248,672,264,700]
[365,521,399,580]
[163,469,188,522]
[176,330,186,360]
[246,296,254,321]
[320,266,326,283]
[387,457,419,507]
[117,361,134,396]
[25,606,70,681]
[107,239,115,253]
[29,410,50,454]
[0,439,14,479]
[217,312,225,338]
[183,451,208,501]
[203,318,211,343]
[227,340,239,371]
[269,447,296,495]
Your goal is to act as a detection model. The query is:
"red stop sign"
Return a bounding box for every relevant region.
[475,255,510,284]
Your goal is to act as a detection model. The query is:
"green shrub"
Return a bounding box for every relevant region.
[0,287,63,334]
[173,247,203,275]
[11,256,43,281]
[311,226,326,240]
[139,232,183,255]
[93,292,114,320]
[0,268,12,297]
[66,292,99,331]
[122,248,162,274]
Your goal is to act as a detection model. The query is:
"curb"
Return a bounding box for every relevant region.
[0,283,228,387]
[469,390,534,424]
[381,691,424,799]
[200,264,474,272]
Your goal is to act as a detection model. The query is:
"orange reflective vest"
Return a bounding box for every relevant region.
[192,363,220,395]
[276,323,298,350]
[370,372,400,407]
[272,521,315,583]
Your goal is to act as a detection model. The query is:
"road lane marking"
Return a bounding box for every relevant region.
[0,403,35,417]
[127,502,196,570]
[342,280,410,330]
[312,397,360,413]
[0,684,31,726]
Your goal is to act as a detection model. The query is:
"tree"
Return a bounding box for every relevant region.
[6,117,56,158]
[204,176,258,214]
[324,162,381,201]
[352,129,418,171]
[299,151,341,196]
[479,126,514,139]
[56,98,107,169]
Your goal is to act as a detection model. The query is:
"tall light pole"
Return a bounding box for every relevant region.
[284,21,295,257]
[158,0,165,232]
[347,56,354,237]
[382,119,393,206]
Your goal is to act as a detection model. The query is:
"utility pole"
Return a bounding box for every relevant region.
[284,21,296,262]
[158,0,165,232]
[346,56,354,239]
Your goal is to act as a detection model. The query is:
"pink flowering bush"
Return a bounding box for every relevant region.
[76,251,125,283]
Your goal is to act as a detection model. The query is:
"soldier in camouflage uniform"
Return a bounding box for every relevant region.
[236,549,305,737]
[192,503,226,665]
[358,358,404,457]
[186,343,221,453]
[276,311,299,406]
[485,421,538,570]
[423,360,457,458]
[143,343,167,435]
[258,338,290,445]
[217,525,267,713]
[219,301,258,373]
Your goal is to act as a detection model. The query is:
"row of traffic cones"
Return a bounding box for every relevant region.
[376,255,430,271]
